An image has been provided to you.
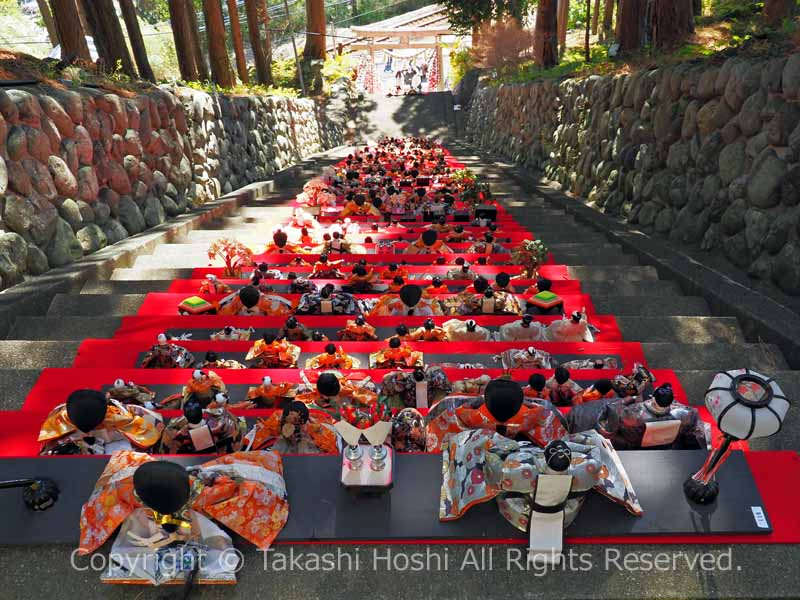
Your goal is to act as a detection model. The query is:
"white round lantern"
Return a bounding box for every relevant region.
[704,369,790,440]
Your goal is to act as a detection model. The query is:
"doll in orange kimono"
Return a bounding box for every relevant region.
[347,265,379,292]
[277,316,313,341]
[158,369,228,409]
[338,315,378,341]
[244,401,340,454]
[341,193,381,217]
[217,286,293,317]
[246,334,301,368]
[369,337,424,368]
[77,451,288,585]
[305,343,360,369]
[310,254,345,279]
[403,230,452,255]
[407,318,448,342]
[295,372,380,424]
[425,276,450,295]
[381,263,410,280]
[545,367,586,407]
[369,284,444,317]
[572,378,618,406]
[39,390,164,455]
[198,274,232,295]
[263,230,309,255]
[232,376,296,409]
[523,373,551,402]
[425,379,567,452]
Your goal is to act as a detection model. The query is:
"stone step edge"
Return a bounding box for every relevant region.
[454,142,800,370]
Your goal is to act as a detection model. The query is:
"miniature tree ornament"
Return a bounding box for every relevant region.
[207,238,255,277]
[684,369,790,504]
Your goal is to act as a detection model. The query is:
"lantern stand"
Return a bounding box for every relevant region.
[0,478,60,511]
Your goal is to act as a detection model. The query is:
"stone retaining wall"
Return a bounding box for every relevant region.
[0,80,351,289]
[465,54,800,294]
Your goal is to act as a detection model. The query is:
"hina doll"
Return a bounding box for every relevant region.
[498,314,543,341]
[543,311,595,343]
[217,286,293,317]
[381,263,410,281]
[346,265,379,293]
[380,366,452,409]
[446,225,469,243]
[317,231,360,254]
[295,372,383,425]
[523,373,550,402]
[106,379,157,408]
[560,357,619,370]
[492,272,516,294]
[611,363,656,399]
[246,334,301,369]
[390,323,412,341]
[546,367,585,407]
[159,399,246,454]
[244,401,340,454]
[140,334,196,369]
[210,326,254,341]
[77,451,288,585]
[338,316,378,341]
[249,262,283,280]
[368,284,444,317]
[467,233,505,254]
[450,374,492,396]
[39,390,163,455]
[369,337,424,369]
[263,230,309,255]
[295,284,361,316]
[596,383,707,450]
[428,216,453,234]
[305,343,360,369]
[572,378,618,406]
[425,379,567,451]
[288,277,316,295]
[426,276,450,295]
[441,318,493,341]
[200,351,246,370]
[444,259,476,280]
[235,376,296,409]
[407,318,448,342]
[310,254,345,279]
[447,279,523,316]
[403,230,452,255]
[387,276,406,293]
[198,274,232,295]
[391,408,428,452]
[277,316,313,342]
[496,346,554,369]
[159,369,228,409]
[438,430,643,540]
[341,194,381,217]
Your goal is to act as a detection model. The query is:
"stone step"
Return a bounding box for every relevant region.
[643,343,788,371]
[0,369,48,410]
[581,280,682,296]
[111,268,196,281]
[0,341,80,369]
[615,316,744,344]
[7,317,122,340]
[592,295,710,316]
[567,265,659,282]
[46,294,146,317]
[81,280,173,294]
[553,252,640,266]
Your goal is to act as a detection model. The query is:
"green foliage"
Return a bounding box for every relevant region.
[184,79,300,98]
[272,57,300,90]
[0,0,21,16]
[322,53,355,85]
[492,44,611,84]
[449,44,476,86]
[704,0,764,19]
[439,0,534,35]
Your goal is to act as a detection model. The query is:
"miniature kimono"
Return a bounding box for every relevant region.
[39,390,163,455]
[235,376,296,409]
[277,316,313,342]
[403,230,452,254]
[77,450,289,585]
[446,289,523,316]
[441,318,493,341]
[294,371,384,426]
[246,336,301,369]
[559,357,620,370]
[450,374,492,396]
[445,263,476,280]
[346,265,380,293]
[498,314,545,341]
[309,255,345,279]
[391,408,428,452]
[597,384,707,450]
[200,351,246,370]
[305,344,360,369]
[295,286,362,315]
[217,287,293,317]
[545,368,585,407]
[263,230,310,255]
[245,401,340,454]
[496,346,554,369]
[210,326,254,341]
[140,334,196,369]
[380,366,452,409]
[160,402,246,454]
[106,379,157,408]
[439,430,643,534]
[368,284,444,317]
[158,370,228,409]
[198,274,232,295]
[407,319,448,341]
[369,338,424,368]
[337,316,378,341]
[425,379,567,451]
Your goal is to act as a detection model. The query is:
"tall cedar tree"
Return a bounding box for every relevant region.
[37,0,59,46]
[118,0,155,82]
[651,0,694,49]
[617,0,646,54]
[533,0,558,68]
[764,0,796,25]
[79,0,136,76]
[167,0,198,80]
[185,0,210,81]
[227,0,249,83]
[304,0,327,60]
[50,0,91,62]
[202,0,236,87]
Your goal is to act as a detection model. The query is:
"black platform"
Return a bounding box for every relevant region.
[0,451,770,545]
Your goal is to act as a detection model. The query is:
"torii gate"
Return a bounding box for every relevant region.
[348,25,453,92]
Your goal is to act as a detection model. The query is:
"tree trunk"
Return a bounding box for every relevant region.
[202,0,236,87]
[557,0,570,56]
[185,0,209,81]
[226,0,248,83]
[693,0,702,16]
[49,0,91,62]
[304,0,327,60]
[37,0,59,46]
[651,0,694,49]
[78,0,136,76]
[118,0,155,82]
[585,0,592,61]
[167,0,198,81]
[533,0,559,68]
[245,0,271,85]
[617,0,646,54]
[259,0,273,81]
[592,0,601,34]
[764,0,796,25]
[603,0,615,37]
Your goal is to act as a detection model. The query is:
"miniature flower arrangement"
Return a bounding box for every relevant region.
[511,239,550,278]
[207,238,255,278]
